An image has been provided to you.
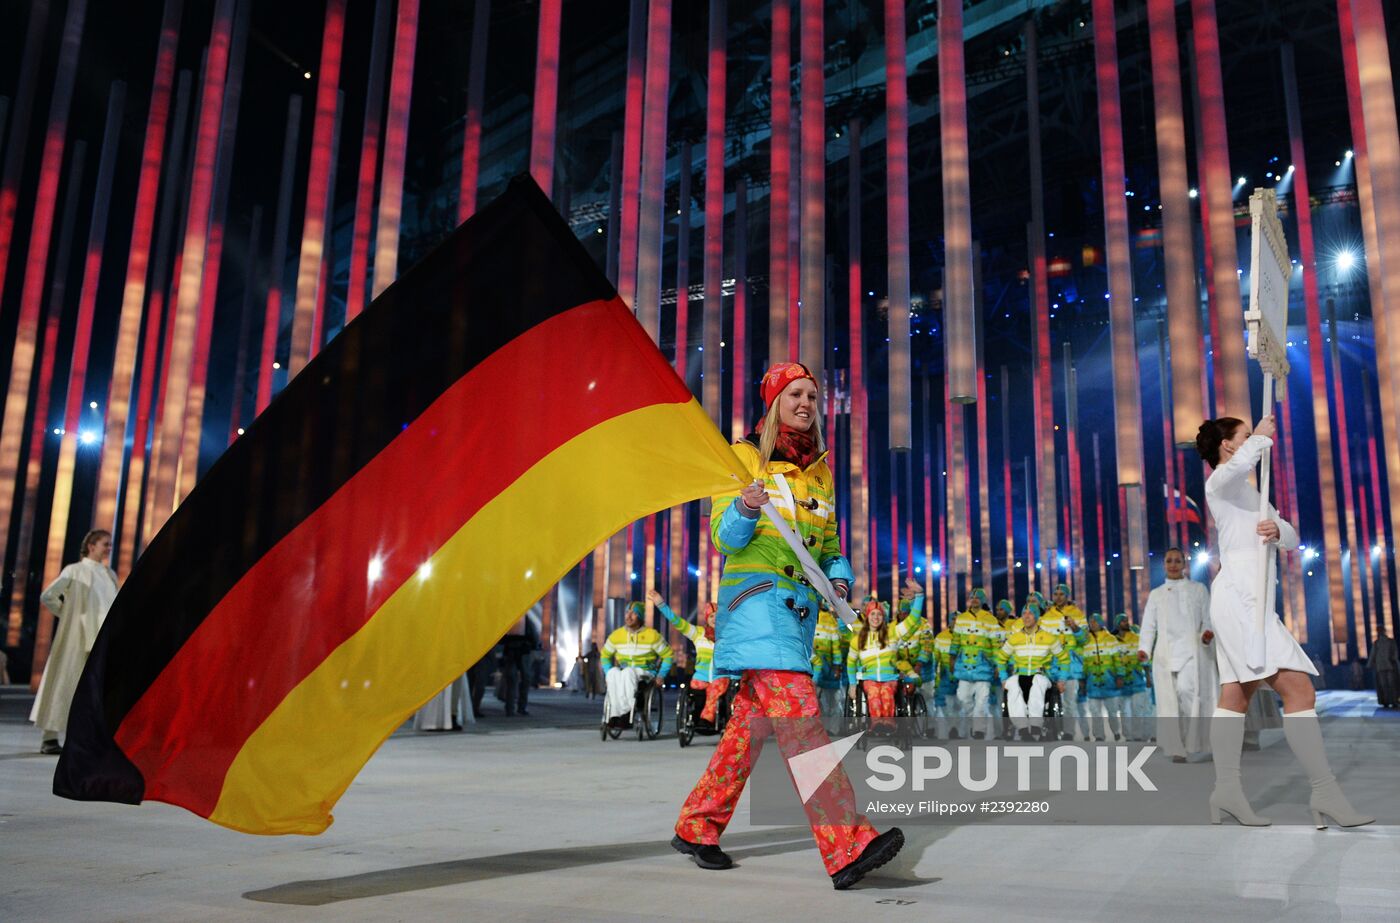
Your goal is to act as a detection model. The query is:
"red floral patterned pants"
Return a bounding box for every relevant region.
[689,677,730,723]
[862,680,896,718]
[675,670,880,875]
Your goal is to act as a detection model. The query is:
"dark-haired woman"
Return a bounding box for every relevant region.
[1196,415,1371,828]
[672,362,904,889]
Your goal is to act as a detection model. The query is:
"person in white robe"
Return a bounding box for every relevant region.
[1137,547,1218,760]
[1196,415,1371,828]
[30,530,119,754]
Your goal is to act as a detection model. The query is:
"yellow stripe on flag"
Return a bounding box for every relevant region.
[210,399,741,833]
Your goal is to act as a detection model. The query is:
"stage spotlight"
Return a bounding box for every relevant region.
[630,571,638,581]
[79,431,98,446]
[1336,249,1357,273]
[1374,545,1383,558]
[1188,188,1198,199]
[1196,551,1210,565]
[1058,556,1070,569]
[1235,176,1246,186]
[1345,149,1354,159]
[931,561,942,574]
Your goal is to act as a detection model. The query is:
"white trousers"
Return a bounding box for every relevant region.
[1004,674,1051,729]
[1083,697,1120,741]
[955,680,994,737]
[1058,680,1085,737]
[817,685,844,722]
[604,667,643,721]
[1155,670,1201,757]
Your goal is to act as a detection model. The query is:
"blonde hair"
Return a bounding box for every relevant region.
[757,385,826,470]
[80,529,111,559]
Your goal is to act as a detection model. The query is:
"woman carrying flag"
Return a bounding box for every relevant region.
[1195,415,1371,828]
[672,362,904,889]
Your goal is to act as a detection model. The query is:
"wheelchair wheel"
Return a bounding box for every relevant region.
[637,683,664,740]
[600,721,608,742]
[908,690,929,737]
[676,687,694,747]
[608,722,623,740]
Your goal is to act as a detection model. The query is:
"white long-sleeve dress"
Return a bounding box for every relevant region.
[30,557,119,736]
[1205,434,1316,684]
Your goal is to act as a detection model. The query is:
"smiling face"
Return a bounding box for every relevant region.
[1164,548,1186,580]
[624,608,642,630]
[777,378,819,432]
[1022,610,1037,630]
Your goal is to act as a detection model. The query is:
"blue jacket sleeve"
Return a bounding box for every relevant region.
[712,494,760,557]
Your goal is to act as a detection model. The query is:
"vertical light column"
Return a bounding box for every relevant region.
[1351,0,1400,601]
[798,0,824,382]
[940,0,975,402]
[0,1,50,305]
[1279,392,1310,640]
[1190,0,1249,414]
[1092,0,1147,573]
[616,0,648,308]
[1065,347,1087,599]
[633,0,672,344]
[118,72,194,571]
[847,121,866,585]
[767,0,791,364]
[288,0,345,377]
[458,0,491,223]
[8,143,86,648]
[974,244,991,588]
[1026,21,1057,585]
[255,97,302,413]
[146,0,237,536]
[703,0,725,428]
[226,205,263,442]
[1023,458,1035,595]
[93,0,181,540]
[1001,367,1015,600]
[1328,298,1369,651]
[1362,371,1396,633]
[885,0,911,448]
[675,141,693,375]
[371,0,421,298]
[1093,433,1109,614]
[529,0,562,196]
[1278,43,1349,659]
[731,178,748,438]
[346,0,391,320]
[178,0,252,501]
[1156,319,1178,553]
[0,0,87,570]
[1147,0,1205,441]
[41,84,126,604]
[922,381,935,615]
[1338,2,1394,579]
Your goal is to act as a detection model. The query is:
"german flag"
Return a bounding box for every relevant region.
[55,177,747,834]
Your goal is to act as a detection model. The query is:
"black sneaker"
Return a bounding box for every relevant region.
[831,828,905,890]
[39,740,62,755]
[947,728,961,740]
[671,835,733,870]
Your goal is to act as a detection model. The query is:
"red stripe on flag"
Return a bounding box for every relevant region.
[114,297,690,815]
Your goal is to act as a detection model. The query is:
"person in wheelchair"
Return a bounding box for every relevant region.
[650,589,729,725]
[812,601,851,718]
[996,603,1070,740]
[846,587,926,730]
[602,601,673,727]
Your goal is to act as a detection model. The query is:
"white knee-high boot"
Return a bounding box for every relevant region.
[1283,709,1374,829]
[1209,707,1270,826]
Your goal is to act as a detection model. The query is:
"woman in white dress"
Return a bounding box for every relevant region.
[1196,416,1371,828]
[30,530,119,754]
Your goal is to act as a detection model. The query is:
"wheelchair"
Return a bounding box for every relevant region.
[998,675,1066,740]
[675,679,737,747]
[600,674,665,741]
[843,680,927,748]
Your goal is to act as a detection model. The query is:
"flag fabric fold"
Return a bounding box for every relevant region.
[55,176,746,834]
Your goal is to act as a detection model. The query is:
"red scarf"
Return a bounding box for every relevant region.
[756,418,820,470]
